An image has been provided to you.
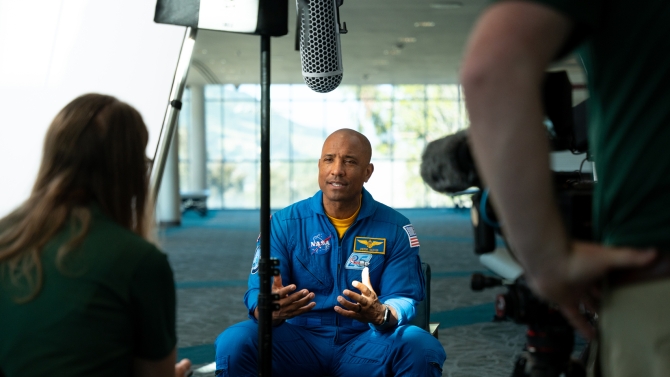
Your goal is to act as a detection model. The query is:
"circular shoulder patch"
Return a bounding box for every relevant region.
[251,245,261,274]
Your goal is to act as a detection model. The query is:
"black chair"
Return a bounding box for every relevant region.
[409,263,439,338]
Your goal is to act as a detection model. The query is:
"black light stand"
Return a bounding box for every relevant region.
[257,34,280,377]
[150,28,279,376]
[152,3,288,374]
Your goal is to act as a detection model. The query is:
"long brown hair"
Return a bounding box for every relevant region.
[0,93,155,301]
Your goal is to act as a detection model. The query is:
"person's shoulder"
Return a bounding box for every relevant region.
[86,210,161,259]
[361,190,411,227]
[47,209,171,290]
[273,195,318,222]
[369,200,411,227]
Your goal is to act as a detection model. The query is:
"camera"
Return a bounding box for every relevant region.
[469,167,592,377]
[421,71,593,377]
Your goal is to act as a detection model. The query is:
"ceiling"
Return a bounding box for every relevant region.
[185,0,586,87]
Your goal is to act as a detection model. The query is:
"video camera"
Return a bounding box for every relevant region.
[420,71,592,377]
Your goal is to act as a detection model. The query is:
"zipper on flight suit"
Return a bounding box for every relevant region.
[329,214,360,331]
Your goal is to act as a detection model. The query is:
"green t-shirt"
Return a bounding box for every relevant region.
[497,0,670,249]
[0,208,176,377]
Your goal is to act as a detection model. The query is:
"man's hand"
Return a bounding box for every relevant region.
[525,241,656,339]
[254,274,315,325]
[175,358,192,377]
[335,267,397,326]
[134,349,191,377]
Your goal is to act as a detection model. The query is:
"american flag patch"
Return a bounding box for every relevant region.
[403,224,420,248]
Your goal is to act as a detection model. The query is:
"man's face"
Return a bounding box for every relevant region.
[318,133,374,207]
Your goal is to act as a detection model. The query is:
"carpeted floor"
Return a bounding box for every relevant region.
[160,207,580,377]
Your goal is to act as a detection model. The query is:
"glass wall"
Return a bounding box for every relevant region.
[178,84,468,209]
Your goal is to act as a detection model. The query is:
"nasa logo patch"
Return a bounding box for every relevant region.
[309,233,332,255]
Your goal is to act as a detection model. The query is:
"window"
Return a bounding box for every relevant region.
[179,84,468,209]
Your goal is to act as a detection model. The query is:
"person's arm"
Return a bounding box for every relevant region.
[375,230,424,325]
[253,274,316,325]
[336,266,400,330]
[246,215,315,324]
[130,251,191,376]
[133,348,191,377]
[461,0,573,295]
[336,221,423,329]
[244,238,263,319]
[245,216,282,319]
[461,1,655,338]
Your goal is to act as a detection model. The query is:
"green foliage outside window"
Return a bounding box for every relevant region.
[178,84,469,209]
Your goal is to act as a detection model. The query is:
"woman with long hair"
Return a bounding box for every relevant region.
[0,93,190,376]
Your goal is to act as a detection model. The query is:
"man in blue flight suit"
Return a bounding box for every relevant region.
[215,129,446,376]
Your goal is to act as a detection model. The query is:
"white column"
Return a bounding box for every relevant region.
[157,132,181,226]
[190,85,207,191]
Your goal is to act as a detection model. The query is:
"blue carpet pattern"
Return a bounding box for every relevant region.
[161,208,532,376]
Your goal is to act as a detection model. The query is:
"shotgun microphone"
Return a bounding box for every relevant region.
[420,130,480,193]
[297,0,347,93]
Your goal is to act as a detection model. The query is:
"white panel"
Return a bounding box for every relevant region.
[198,0,259,33]
[0,0,185,217]
[0,1,61,87]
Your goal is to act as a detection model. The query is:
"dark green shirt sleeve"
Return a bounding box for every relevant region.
[129,249,177,360]
[491,0,602,58]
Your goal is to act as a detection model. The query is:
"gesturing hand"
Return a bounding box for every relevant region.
[175,358,192,377]
[255,274,316,325]
[525,241,656,340]
[335,267,395,326]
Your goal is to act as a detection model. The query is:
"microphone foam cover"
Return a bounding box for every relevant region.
[304,75,343,94]
[420,130,474,193]
[299,0,343,93]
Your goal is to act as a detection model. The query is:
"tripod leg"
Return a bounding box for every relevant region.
[511,353,529,377]
[149,27,197,202]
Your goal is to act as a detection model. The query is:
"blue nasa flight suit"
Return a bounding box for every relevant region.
[215,188,446,377]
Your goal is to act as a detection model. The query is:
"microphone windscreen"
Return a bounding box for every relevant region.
[298,0,343,93]
[420,130,476,193]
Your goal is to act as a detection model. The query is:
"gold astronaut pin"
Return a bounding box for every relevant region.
[353,237,386,254]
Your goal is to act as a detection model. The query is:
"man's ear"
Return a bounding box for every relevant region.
[364,163,374,182]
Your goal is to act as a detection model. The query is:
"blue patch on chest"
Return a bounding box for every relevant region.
[345,252,373,270]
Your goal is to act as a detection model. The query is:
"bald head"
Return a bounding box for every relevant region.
[322,129,372,165]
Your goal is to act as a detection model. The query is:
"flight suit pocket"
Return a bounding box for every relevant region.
[295,252,333,289]
[345,339,388,365]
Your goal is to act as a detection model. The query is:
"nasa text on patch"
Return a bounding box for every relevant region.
[353,237,386,254]
[309,232,333,255]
